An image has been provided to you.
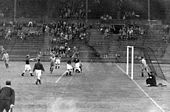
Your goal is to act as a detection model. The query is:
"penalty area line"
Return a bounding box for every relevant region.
[115,63,165,112]
[55,71,66,83]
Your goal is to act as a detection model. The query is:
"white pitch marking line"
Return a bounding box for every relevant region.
[115,63,165,112]
[55,71,66,83]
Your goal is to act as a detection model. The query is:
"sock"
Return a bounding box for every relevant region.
[5,63,9,68]
[35,79,38,85]
[30,73,33,76]
[38,79,41,84]
[21,73,24,76]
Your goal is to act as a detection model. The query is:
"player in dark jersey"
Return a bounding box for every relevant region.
[33,59,45,85]
[146,71,157,87]
[49,55,55,74]
[21,55,33,76]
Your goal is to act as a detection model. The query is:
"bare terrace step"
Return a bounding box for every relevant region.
[11,45,42,49]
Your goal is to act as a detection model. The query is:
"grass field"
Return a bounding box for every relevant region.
[0,61,170,112]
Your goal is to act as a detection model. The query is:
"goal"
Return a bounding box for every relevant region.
[126,46,166,81]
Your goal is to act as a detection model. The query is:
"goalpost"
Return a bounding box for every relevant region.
[126,46,166,80]
[126,46,134,80]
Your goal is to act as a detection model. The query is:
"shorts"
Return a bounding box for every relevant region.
[74,67,81,72]
[25,64,31,71]
[35,70,42,79]
[142,66,150,74]
[55,59,60,65]
[50,62,55,66]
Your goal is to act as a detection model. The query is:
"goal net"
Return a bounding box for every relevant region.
[126,46,166,80]
[141,47,166,80]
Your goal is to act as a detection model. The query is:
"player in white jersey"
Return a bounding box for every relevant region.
[140,57,150,77]
[2,51,9,68]
[74,58,82,73]
[65,60,73,76]
[55,55,61,69]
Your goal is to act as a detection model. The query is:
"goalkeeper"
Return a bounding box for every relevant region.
[146,71,157,87]
[140,56,150,77]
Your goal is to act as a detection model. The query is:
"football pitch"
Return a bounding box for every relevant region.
[0,61,170,112]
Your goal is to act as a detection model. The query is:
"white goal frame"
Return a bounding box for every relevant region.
[126,46,134,80]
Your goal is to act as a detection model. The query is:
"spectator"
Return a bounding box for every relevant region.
[28,21,33,27]
[5,29,11,40]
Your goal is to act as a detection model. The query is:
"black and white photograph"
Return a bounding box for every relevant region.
[0,0,170,112]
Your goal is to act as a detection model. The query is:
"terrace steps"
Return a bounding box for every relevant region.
[87,25,170,63]
[5,36,45,61]
[0,23,169,63]
[88,29,113,57]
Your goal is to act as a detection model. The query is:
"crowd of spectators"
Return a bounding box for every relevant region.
[47,20,89,45]
[0,18,150,61]
[98,23,123,37]
[50,43,79,59]
[59,1,86,19]
[98,24,111,37]
[122,11,140,20]
[44,20,90,58]
[0,20,43,41]
[100,14,112,21]
[118,24,145,40]
[98,23,145,40]
[0,19,90,59]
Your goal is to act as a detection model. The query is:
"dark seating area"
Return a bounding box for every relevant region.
[0,0,169,62]
[0,19,169,63]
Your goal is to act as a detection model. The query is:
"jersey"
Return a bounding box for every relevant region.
[2,53,9,61]
[25,59,30,64]
[55,57,61,65]
[141,58,150,73]
[67,64,73,70]
[33,62,45,72]
[75,62,80,68]
[50,56,56,66]
[141,58,147,67]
